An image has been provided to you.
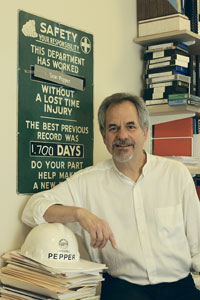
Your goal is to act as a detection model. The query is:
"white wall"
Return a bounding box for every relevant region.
[0,0,143,267]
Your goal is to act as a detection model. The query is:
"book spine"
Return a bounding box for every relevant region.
[168,93,200,101]
[146,73,191,84]
[168,99,200,107]
[147,42,175,50]
[195,55,200,96]
[144,48,189,60]
[145,45,189,54]
[168,99,187,105]
[188,99,200,106]
[189,94,200,101]
[146,65,189,75]
[145,99,168,105]
[194,116,200,133]
[146,69,190,79]
[149,54,190,64]
[168,93,189,100]
[147,41,188,51]
[148,80,190,88]
[147,59,188,69]
[144,92,167,100]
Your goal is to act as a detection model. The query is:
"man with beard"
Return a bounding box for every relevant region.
[22,93,200,300]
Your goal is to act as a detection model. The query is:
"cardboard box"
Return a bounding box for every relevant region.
[138,14,190,37]
[137,0,182,21]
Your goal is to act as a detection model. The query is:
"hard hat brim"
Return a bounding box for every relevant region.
[18,250,107,273]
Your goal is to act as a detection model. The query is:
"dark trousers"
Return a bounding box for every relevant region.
[101,273,200,300]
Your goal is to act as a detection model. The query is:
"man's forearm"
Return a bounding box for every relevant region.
[43,204,117,249]
[43,204,80,223]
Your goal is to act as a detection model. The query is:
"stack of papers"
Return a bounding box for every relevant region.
[0,251,107,300]
[165,156,200,174]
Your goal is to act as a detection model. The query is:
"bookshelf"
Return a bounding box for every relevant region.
[147,104,200,118]
[134,29,200,120]
[135,29,200,174]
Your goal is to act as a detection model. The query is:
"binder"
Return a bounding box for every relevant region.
[145,65,189,76]
[146,73,191,84]
[145,99,169,105]
[148,80,190,88]
[148,54,190,64]
[153,117,193,138]
[144,48,189,61]
[153,138,193,156]
[147,59,188,69]
[146,41,188,52]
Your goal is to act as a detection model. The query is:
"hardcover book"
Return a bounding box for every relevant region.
[147,59,188,69]
[146,73,191,84]
[144,49,189,61]
[153,117,193,137]
[153,117,194,156]
[148,54,190,64]
[148,80,190,88]
[145,65,189,76]
[153,138,193,156]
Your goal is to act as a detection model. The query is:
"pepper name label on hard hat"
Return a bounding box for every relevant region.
[48,252,76,260]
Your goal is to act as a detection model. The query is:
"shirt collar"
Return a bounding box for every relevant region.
[142,151,151,176]
[111,160,134,184]
[111,151,151,184]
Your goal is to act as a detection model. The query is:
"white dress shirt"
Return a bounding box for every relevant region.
[22,153,200,285]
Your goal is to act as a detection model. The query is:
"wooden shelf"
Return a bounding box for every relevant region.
[134,30,200,55]
[187,164,200,175]
[147,104,200,116]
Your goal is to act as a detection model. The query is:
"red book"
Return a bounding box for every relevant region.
[154,117,193,138]
[153,138,192,156]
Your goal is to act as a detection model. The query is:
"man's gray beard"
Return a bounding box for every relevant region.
[113,150,134,163]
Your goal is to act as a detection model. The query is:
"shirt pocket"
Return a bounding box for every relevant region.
[155,204,185,246]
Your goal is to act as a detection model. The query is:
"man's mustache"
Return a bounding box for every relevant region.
[112,139,135,147]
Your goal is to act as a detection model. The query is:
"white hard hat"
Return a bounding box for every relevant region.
[20,223,81,269]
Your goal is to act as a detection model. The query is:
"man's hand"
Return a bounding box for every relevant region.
[75,207,117,249]
[44,204,117,250]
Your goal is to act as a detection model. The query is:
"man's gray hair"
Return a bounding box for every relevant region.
[98,93,149,134]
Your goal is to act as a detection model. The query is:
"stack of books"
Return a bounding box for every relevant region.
[152,116,200,170]
[0,250,106,300]
[152,117,194,157]
[168,92,200,108]
[143,41,191,106]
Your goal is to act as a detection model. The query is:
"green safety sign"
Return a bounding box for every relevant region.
[17,10,93,194]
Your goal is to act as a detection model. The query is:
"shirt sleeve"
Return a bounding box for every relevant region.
[182,173,200,272]
[21,180,76,227]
